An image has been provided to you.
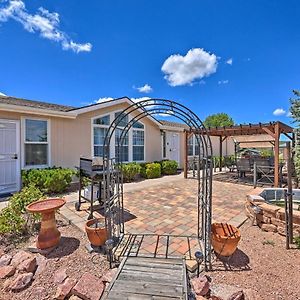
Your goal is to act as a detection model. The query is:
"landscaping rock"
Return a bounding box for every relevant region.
[0,254,12,267]
[18,257,37,273]
[34,255,47,278]
[0,265,16,279]
[69,296,82,300]
[53,267,68,284]
[11,250,33,266]
[258,203,280,218]
[10,272,33,292]
[210,284,242,300]
[55,278,76,300]
[191,275,210,296]
[261,223,277,233]
[72,272,104,300]
[0,249,5,257]
[101,268,117,283]
[195,296,207,300]
[228,290,245,300]
[3,278,13,292]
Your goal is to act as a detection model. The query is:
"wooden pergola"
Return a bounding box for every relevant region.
[184,121,294,187]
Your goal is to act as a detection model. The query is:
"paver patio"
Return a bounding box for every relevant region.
[59,175,255,260]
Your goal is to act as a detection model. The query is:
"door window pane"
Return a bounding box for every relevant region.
[25,119,47,142]
[94,127,107,145]
[132,121,144,129]
[114,112,128,127]
[25,144,48,166]
[115,129,128,162]
[133,130,144,161]
[133,130,144,146]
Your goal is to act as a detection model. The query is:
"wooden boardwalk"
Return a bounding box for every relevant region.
[103,256,188,299]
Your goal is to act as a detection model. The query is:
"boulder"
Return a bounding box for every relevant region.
[0,254,12,267]
[53,268,68,284]
[10,272,33,292]
[101,268,117,283]
[72,272,105,300]
[17,257,37,273]
[0,265,16,279]
[258,203,280,218]
[55,278,77,300]
[210,284,242,300]
[11,250,33,266]
[261,223,277,233]
[191,275,210,296]
[34,255,47,278]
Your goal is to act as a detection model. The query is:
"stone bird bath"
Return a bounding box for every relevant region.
[26,198,66,249]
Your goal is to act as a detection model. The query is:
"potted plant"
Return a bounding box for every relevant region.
[211,223,241,257]
[85,218,107,247]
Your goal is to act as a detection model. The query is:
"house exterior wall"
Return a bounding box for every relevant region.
[0,102,162,170]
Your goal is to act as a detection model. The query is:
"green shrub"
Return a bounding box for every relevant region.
[22,167,75,194]
[120,163,141,182]
[0,185,44,234]
[139,162,148,178]
[161,160,178,175]
[145,163,161,179]
[294,236,300,249]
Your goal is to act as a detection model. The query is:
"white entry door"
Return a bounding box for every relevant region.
[0,120,20,195]
[166,132,180,164]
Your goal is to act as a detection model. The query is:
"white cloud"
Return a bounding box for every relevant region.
[286,111,292,117]
[273,108,286,116]
[0,1,92,53]
[226,58,233,65]
[161,48,218,86]
[218,80,229,85]
[0,92,7,96]
[130,97,151,103]
[95,97,114,103]
[135,84,153,93]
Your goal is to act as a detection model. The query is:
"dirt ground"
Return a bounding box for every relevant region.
[207,220,300,300]
[0,217,109,300]
[0,218,299,300]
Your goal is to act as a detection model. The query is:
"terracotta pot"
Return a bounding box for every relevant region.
[211,223,241,256]
[85,218,107,246]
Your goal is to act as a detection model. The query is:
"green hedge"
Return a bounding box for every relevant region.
[120,163,141,182]
[22,167,75,194]
[145,163,161,179]
[0,185,44,234]
[161,160,178,175]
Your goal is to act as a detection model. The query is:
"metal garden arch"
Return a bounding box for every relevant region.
[101,99,213,268]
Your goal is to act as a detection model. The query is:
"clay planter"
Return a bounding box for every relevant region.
[26,198,66,249]
[211,223,241,257]
[85,218,107,247]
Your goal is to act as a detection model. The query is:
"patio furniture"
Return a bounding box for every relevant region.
[26,198,66,249]
[236,158,252,178]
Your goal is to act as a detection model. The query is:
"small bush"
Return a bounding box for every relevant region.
[120,163,141,182]
[0,185,44,234]
[145,163,161,179]
[294,236,300,249]
[22,167,75,194]
[161,160,178,175]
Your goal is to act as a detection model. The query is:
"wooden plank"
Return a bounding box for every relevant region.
[120,269,182,281]
[111,281,183,298]
[126,257,183,265]
[107,291,180,300]
[123,264,182,275]
[125,260,183,270]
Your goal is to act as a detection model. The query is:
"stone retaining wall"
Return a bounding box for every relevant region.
[245,194,300,237]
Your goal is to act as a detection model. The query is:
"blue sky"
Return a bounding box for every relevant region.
[0,0,299,125]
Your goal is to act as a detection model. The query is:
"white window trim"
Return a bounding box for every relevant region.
[21,117,51,169]
[161,130,167,159]
[91,111,146,162]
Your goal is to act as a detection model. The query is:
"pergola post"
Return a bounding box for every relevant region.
[219,136,223,172]
[274,122,280,187]
[184,131,188,178]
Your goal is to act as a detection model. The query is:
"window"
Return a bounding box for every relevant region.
[133,130,144,161]
[162,131,166,158]
[24,119,49,166]
[188,134,201,156]
[115,128,129,162]
[93,114,110,157]
[92,112,145,162]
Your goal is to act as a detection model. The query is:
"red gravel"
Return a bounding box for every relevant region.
[207,220,300,300]
[0,217,109,300]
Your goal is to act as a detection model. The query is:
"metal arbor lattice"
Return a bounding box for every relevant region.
[101,99,213,268]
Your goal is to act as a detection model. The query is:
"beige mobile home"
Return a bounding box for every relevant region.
[0,96,234,194]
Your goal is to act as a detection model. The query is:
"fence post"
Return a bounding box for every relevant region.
[253,162,257,188]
